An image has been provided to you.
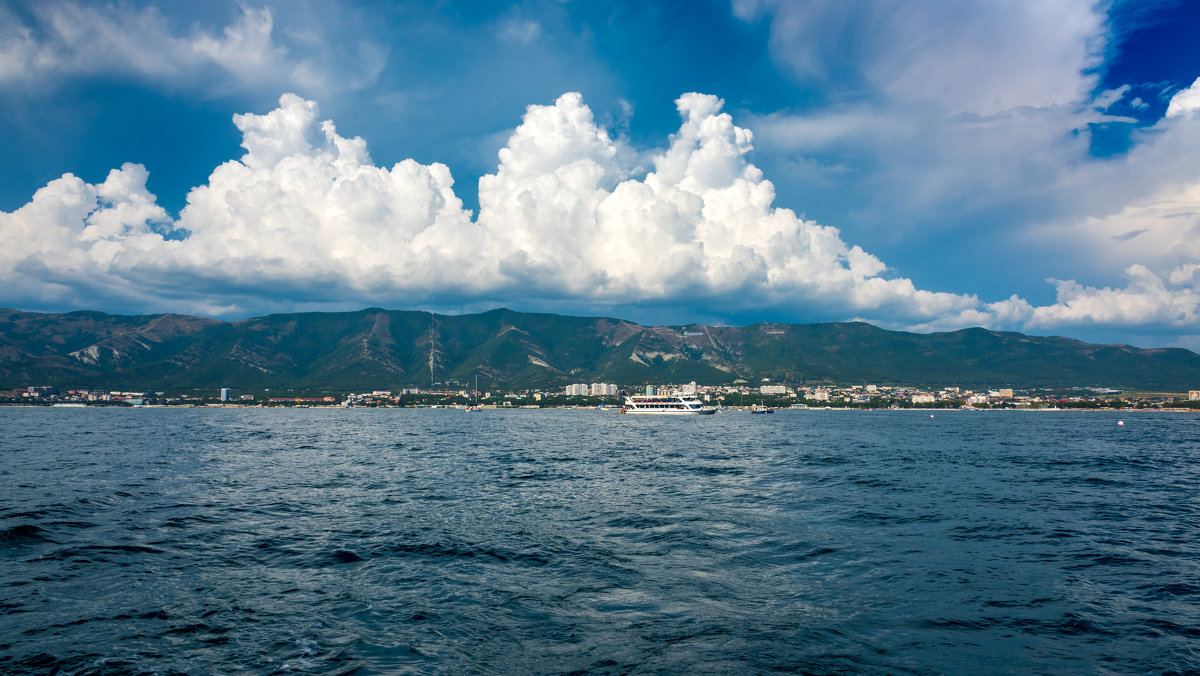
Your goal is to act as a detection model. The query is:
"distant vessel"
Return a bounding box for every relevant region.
[750,403,774,414]
[621,392,715,415]
[466,374,482,412]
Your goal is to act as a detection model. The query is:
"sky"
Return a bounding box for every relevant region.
[2,0,1200,349]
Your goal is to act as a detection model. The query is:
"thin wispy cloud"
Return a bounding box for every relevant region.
[0,2,386,97]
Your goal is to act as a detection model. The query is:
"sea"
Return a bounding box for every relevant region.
[1,407,1198,675]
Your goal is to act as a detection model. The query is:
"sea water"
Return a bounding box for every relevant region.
[1,407,1198,674]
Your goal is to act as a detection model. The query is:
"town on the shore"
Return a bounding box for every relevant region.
[5,381,1200,410]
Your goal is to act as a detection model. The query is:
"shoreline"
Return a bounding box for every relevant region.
[2,403,1197,413]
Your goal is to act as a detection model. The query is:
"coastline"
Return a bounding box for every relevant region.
[3,403,1197,412]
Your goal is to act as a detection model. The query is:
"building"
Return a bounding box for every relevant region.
[219,388,230,401]
[812,389,830,402]
[760,385,787,395]
[1190,390,1200,401]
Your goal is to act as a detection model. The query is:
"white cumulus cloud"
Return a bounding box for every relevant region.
[480,91,979,318]
[1031,266,1200,329]
[1166,77,1200,119]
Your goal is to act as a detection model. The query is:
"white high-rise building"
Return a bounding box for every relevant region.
[219,388,230,401]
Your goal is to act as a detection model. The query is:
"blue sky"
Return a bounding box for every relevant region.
[2,0,1199,349]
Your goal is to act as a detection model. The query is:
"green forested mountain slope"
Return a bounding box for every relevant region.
[1,307,1197,391]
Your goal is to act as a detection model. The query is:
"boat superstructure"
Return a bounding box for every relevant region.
[621,392,716,415]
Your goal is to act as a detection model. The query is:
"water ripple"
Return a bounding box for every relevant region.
[1,408,1198,673]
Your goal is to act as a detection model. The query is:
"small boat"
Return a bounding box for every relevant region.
[465,374,482,412]
[750,403,774,414]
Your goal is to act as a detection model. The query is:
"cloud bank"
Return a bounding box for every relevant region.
[2,90,1199,342]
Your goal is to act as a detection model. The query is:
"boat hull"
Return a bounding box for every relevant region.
[622,408,716,415]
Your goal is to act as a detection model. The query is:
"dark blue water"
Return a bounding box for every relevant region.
[2,408,1199,674]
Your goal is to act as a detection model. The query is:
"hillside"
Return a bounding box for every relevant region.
[1,307,1198,391]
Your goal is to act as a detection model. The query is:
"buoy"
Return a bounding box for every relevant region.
[930,414,934,418]
[1118,420,1124,426]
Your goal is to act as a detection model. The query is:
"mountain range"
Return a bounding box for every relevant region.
[2,307,1198,392]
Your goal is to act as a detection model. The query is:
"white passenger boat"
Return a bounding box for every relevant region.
[621,392,716,415]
